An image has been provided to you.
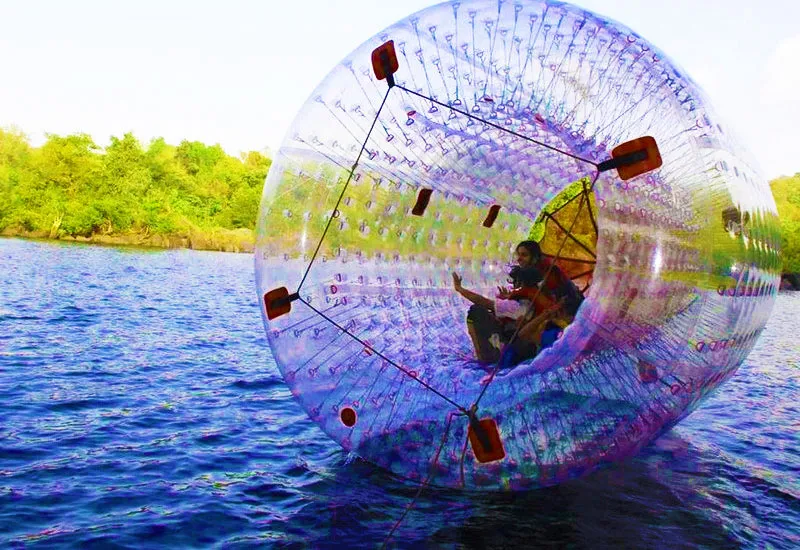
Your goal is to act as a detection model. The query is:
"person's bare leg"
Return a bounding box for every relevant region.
[468,322,500,362]
[518,317,549,348]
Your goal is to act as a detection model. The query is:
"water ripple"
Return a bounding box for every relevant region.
[0,238,797,549]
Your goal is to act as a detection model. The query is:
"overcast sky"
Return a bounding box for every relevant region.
[1,0,797,179]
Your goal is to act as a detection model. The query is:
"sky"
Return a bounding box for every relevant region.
[1,0,797,179]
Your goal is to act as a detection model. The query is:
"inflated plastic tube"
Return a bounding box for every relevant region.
[255,0,781,489]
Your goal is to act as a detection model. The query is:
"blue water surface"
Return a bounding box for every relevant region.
[1,238,798,548]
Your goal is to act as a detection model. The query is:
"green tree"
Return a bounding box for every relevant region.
[0,128,274,249]
[33,133,104,236]
[770,174,800,273]
[0,128,37,231]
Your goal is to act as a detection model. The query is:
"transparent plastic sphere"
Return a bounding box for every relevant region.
[255,0,781,489]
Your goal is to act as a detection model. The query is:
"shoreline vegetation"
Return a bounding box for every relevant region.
[1,128,266,254]
[1,226,255,253]
[1,127,798,284]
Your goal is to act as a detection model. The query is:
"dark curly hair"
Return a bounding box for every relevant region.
[516,240,542,261]
[509,265,543,288]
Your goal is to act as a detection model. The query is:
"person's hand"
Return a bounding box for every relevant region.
[545,297,566,317]
[451,272,462,292]
[497,286,511,299]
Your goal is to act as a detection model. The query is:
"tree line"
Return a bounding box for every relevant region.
[770,174,800,276]
[0,128,270,251]
[0,126,798,276]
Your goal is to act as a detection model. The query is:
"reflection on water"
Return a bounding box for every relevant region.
[0,238,797,548]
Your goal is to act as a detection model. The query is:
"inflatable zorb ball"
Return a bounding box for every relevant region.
[255,0,781,489]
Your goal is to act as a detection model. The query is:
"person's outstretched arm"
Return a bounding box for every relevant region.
[452,273,494,309]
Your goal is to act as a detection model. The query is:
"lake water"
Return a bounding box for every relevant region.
[1,237,798,548]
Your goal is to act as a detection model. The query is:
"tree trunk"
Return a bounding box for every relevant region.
[49,213,63,239]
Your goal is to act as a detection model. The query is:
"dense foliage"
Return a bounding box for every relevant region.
[770,174,800,273]
[0,128,270,250]
[1,126,797,274]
